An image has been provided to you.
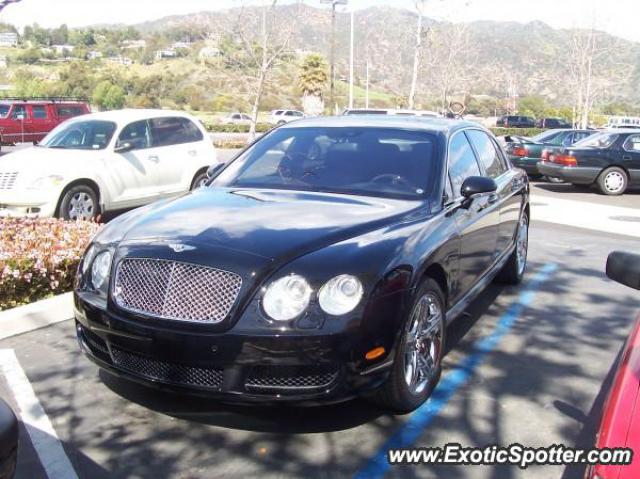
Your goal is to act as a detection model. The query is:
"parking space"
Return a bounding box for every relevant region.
[1,220,637,479]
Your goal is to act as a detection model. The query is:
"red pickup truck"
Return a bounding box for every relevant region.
[0,97,90,148]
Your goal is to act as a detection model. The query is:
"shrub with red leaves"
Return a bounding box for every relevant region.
[0,218,101,311]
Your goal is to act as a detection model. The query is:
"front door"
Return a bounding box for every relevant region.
[447,131,500,304]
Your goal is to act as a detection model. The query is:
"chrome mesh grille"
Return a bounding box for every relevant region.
[0,172,18,190]
[114,258,242,323]
[245,365,339,392]
[111,348,224,389]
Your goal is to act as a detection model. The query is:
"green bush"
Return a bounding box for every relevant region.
[0,218,101,311]
[490,127,547,138]
[207,123,273,133]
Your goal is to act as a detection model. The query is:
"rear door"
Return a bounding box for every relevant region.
[149,116,207,195]
[2,104,27,143]
[447,131,500,303]
[621,134,640,185]
[466,129,520,260]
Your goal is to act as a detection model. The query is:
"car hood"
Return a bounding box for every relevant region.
[0,146,98,180]
[108,187,429,262]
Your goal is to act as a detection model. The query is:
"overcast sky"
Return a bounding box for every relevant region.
[0,0,636,41]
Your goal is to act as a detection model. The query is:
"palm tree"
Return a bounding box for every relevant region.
[298,53,328,115]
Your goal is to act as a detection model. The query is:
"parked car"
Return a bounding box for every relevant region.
[535,117,572,129]
[587,251,640,479]
[0,97,90,149]
[221,113,252,125]
[538,130,640,195]
[496,115,536,128]
[343,108,441,118]
[0,397,18,479]
[268,109,305,125]
[505,129,596,178]
[0,109,216,220]
[74,116,530,413]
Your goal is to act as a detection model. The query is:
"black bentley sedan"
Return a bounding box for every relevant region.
[74,116,530,412]
[538,130,640,195]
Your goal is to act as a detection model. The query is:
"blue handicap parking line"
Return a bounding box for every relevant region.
[354,263,558,479]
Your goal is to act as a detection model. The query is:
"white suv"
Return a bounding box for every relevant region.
[268,109,305,125]
[0,109,217,220]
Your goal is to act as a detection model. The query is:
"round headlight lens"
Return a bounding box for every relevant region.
[91,251,112,290]
[318,275,363,316]
[262,274,312,321]
[82,245,97,275]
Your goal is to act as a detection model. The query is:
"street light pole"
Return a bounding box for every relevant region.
[321,0,347,113]
[349,10,354,109]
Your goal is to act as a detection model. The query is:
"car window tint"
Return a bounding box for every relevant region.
[117,120,151,150]
[449,132,481,196]
[32,106,47,119]
[0,105,9,117]
[573,132,592,143]
[11,105,26,120]
[150,117,204,147]
[562,133,575,146]
[466,130,506,179]
[623,135,640,152]
[56,106,84,117]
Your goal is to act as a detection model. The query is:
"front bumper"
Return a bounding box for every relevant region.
[0,189,58,217]
[536,162,600,184]
[74,295,393,405]
[508,156,541,175]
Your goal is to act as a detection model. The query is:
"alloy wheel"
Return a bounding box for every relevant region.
[404,294,443,395]
[68,192,95,221]
[516,214,529,276]
[604,171,625,194]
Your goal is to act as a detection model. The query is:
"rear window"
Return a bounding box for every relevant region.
[150,117,204,147]
[574,132,618,149]
[56,105,86,117]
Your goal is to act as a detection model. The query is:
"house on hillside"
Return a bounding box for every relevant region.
[198,46,220,60]
[122,39,146,49]
[0,32,18,47]
[107,55,133,66]
[155,49,178,60]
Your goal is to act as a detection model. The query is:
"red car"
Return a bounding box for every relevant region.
[0,97,90,148]
[589,252,640,478]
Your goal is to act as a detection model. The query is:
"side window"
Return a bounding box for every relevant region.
[623,135,640,152]
[562,133,575,146]
[573,132,591,143]
[150,117,204,147]
[117,120,151,150]
[32,106,48,119]
[448,132,482,197]
[466,130,507,179]
[11,105,26,120]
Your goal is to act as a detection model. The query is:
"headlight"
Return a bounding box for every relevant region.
[27,175,64,190]
[91,251,112,290]
[262,274,312,321]
[318,275,363,316]
[82,245,97,275]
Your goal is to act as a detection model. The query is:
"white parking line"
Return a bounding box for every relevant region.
[0,349,78,479]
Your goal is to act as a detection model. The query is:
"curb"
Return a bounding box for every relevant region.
[0,293,73,341]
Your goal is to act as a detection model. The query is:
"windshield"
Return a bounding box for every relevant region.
[573,132,618,149]
[40,120,116,150]
[213,127,438,199]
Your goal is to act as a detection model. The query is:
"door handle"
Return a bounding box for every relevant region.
[188,150,197,157]
[147,155,159,162]
[623,156,632,161]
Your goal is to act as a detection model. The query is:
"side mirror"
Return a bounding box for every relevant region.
[114,142,134,154]
[206,162,225,179]
[606,252,640,291]
[461,176,497,198]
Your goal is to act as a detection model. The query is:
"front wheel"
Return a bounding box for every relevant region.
[496,212,528,284]
[370,278,445,413]
[190,171,209,190]
[58,185,98,221]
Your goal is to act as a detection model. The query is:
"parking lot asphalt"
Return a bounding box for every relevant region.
[1,221,638,479]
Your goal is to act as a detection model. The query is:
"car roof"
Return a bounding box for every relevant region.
[278,115,482,136]
[65,109,198,123]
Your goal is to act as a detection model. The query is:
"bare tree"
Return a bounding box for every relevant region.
[226,1,300,139]
[408,0,427,110]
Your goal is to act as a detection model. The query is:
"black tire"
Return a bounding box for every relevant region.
[496,212,529,285]
[191,171,209,190]
[370,278,446,413]
[597,166,628,196]
[58,184,99,221]
[277,120,286,126]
